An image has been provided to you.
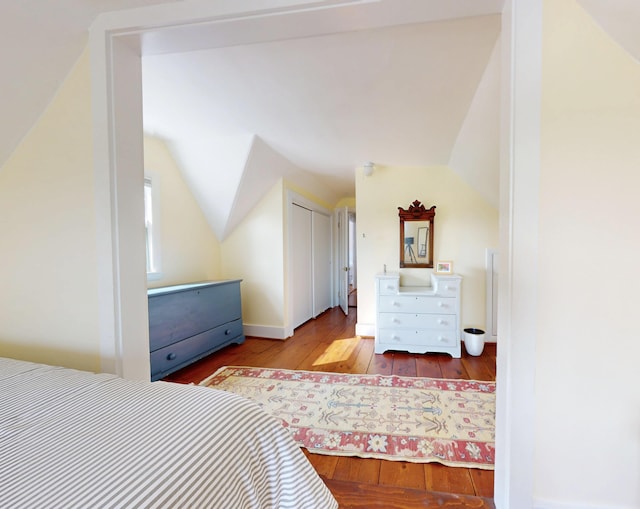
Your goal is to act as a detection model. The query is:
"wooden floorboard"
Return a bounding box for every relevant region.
[323,478,495,509]
[163,306,496,509]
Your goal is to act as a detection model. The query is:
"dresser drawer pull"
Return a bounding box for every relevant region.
[438,319,447,325]
[438,301,446,307]
[225,329,232,335]
[166,352,177,361]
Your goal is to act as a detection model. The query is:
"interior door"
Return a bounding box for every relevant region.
[292,203,313,328]
[337,206,349,315]
[312,211,331,317]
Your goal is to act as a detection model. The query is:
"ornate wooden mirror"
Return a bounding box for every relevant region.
[398,200,435,268]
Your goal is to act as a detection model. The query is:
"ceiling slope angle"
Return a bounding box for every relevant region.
[159,133,254,241]
[578,0,640,63]
[0,0,176,170]
[448,36,501,209]
[142,14,501,209]
[224,136,340,240]
[159,133,340,241]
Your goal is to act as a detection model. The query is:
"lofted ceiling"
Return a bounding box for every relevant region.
[141,15,501,195]
[1,0,639,240]
[141,13,502,238]
[0,0,173,169]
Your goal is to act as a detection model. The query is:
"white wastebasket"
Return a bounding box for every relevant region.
[463,328,485,356]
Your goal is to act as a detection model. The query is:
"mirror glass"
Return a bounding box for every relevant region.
[398,200,435,268]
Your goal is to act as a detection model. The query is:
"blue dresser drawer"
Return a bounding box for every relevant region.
[150,318,244,379]
[148,281,241,351]
[148,280,244,381]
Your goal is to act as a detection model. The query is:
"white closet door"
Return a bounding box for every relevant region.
[312,211,331,317]
[292,203,313,328]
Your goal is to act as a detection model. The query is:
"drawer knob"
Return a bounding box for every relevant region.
[166,352,176,361]
[225,329,232,335]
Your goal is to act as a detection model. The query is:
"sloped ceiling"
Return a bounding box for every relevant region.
[578,0,640,63]
[0,0,175,169]
[142,14,502,239]
[2,0,640,241]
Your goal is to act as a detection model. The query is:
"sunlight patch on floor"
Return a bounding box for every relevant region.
[312,337,359,366]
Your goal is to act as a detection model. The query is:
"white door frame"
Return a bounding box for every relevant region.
[91,1,541,506]
[336,206,349,315]
[485,248,499,342]
[493,1,541,507]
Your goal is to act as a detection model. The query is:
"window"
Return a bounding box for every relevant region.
[144,174,162,279]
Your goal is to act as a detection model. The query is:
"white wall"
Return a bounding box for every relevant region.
[0,50,101,372]
[144,135,221,288]
[356,164,499,335]
[534,1,640,507]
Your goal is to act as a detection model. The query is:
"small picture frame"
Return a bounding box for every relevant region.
[435,261,453,274]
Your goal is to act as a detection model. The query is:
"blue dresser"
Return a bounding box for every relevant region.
[148,280,245,381]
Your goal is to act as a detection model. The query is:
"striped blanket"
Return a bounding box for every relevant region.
[0,357,337,508]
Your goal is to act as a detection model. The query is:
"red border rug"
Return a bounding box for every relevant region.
[200,366,495,469]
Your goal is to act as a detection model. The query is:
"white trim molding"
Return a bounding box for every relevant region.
[355,322,375,338]
[242,324,288,340]
[494,0,541,507]
[485,248,498,342]
[533,500,631,509]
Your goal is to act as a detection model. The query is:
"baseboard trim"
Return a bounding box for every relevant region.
[243,324,288,340]
[533,498,631,509]
[355,322,375,337]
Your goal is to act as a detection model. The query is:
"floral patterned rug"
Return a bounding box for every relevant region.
[199,366,495,469]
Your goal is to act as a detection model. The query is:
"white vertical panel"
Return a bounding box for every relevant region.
[292,203,313,328]
[337,206,349,315]
[92,32,150,380]
[495,0,541,507]
[312,211,331,317]
[486,248,498,341]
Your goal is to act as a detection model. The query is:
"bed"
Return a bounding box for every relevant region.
[0,357,338,508]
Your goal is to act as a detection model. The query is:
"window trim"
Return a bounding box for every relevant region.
[144,172,163,280]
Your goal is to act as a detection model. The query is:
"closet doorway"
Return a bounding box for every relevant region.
[336,206,357,315]
[290,196,332,330]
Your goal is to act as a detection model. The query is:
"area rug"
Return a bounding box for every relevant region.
[200,366,495,469]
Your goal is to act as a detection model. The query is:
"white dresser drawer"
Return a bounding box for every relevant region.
[374,273,462,358]
[378,278,399,295]
[378,295,456,314]
[377,312,455,330]
[435,281,460,297]
[377,328,458,348]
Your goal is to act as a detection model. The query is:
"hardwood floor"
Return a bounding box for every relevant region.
[164,307,496,509]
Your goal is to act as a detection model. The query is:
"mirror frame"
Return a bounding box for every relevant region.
[398,200,436,268]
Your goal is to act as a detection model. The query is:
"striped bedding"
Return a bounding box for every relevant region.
[0,357,337,509]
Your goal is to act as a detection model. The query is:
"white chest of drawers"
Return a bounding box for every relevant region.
[375,272,462,358]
